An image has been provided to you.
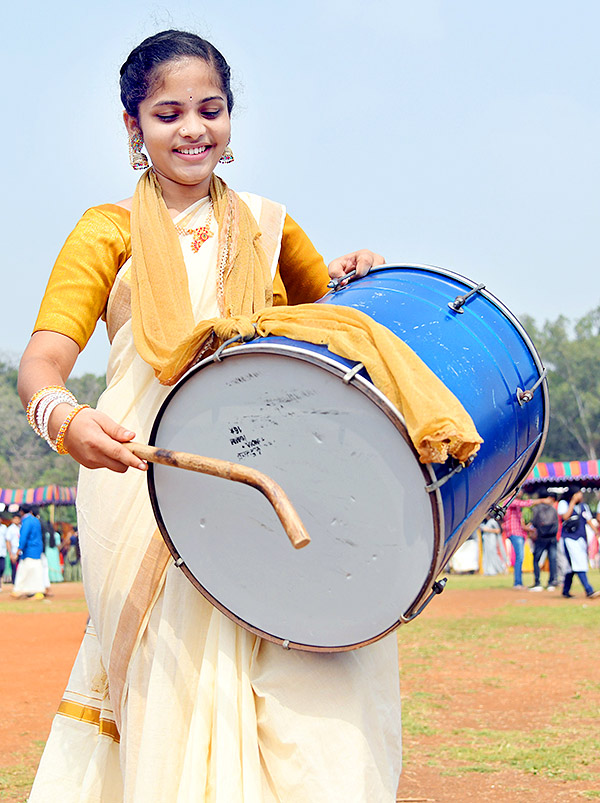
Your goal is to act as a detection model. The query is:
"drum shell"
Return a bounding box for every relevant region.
[259,264,547,567]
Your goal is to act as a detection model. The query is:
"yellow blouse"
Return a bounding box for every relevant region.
[34,204,330,351]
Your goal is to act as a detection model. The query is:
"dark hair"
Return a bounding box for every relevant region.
[120,30,234,119]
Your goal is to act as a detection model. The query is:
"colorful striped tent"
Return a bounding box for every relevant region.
[0,484,76,507]
[523,460,600,491]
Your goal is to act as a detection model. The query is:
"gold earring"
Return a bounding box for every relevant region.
[129,131,149,170]
[219,144,234,164]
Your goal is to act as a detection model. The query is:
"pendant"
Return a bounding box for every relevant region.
[189,226,213,253]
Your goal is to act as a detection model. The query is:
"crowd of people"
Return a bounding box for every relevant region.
[471,487,600,598]
[0,504,81,598]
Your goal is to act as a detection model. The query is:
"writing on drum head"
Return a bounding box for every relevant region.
[225,371,261,386]
[263,388,317,408]
[229,425,268,461]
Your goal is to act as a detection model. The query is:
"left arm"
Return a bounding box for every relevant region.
[275,214,385,304]
[275,215,330,305]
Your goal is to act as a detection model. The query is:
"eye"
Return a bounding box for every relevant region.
[156,113,178,122]
[202,109,221,119]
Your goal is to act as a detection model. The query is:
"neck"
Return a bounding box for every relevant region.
[151,169,212,216]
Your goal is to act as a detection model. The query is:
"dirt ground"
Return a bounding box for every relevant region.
[1,580,599,801]
[0,584,88,760]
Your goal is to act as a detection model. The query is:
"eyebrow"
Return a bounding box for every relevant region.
[152,95,225,108]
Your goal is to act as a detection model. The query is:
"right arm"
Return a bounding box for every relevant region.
[18,206,145,474]
[18,332,145,473]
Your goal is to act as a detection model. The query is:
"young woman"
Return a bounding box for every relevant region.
[559,489,600,599]
[20,30,402,802]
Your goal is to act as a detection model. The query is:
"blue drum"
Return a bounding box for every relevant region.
[148,264,548,652]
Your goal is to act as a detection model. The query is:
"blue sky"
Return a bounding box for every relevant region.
[2,1,599,375]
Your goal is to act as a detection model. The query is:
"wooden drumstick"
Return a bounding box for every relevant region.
[124,442,311,550]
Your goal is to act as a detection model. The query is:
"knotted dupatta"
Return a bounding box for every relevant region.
[129,170,482,464]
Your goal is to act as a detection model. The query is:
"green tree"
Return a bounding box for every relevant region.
[0,360,106,489]
[523,307,600,462]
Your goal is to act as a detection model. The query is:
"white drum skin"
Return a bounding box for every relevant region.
[149,346,439,651]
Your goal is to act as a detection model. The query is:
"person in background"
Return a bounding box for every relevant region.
[11,505,45,599]
[42,517,63,584]
[481,516,507,575]
[0,517,8,591]
[527,492,560,591]
[6,513,21,584]
[38,511,51,594]
[558,489,600,599]
[61,526,82,583]
[503,492,549,589]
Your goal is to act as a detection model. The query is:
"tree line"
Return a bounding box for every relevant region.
[1,305,599,489]
[0,360,105,489]
[523,307,600,462]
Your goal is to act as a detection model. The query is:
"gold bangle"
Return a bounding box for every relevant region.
[55,404,91,455]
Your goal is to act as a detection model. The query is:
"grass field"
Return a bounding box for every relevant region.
[397,571,600,800]
[3,573,600,801]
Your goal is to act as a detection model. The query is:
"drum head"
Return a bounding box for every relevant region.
[149,344,439,651]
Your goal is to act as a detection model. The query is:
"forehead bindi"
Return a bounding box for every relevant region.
[148,58,224,106]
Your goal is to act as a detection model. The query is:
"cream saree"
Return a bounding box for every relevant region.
[29,194,402,802]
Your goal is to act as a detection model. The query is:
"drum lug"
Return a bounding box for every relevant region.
[425,456,474,492]
[400,577,447,623]
[327,268,358,291]
[342,362,365,384]
[516,368,547,406]
[447,283,486,313]
[489,486,521,521]
[174,557,185,568]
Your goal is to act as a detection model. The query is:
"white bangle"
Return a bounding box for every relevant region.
[36,393,73,437]
[26,386,79,452]
[27,385,77,437]
[42,400,76,451]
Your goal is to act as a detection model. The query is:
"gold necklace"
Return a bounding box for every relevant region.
[175,203,214,253]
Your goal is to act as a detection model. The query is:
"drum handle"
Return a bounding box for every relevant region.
[125,443,311,550]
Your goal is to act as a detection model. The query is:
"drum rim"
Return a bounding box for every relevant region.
[147,341,444,651]
[338,263,549,494]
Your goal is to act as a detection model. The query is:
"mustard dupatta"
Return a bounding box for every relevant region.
[130,170,482,464]
[130,170,273,377]
[158,307,482,464]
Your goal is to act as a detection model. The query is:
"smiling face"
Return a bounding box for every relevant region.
[124,57,231,210]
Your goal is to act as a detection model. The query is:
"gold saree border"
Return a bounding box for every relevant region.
[256,197,285,274]
[108,527,171,730]
[57,700,120,743]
